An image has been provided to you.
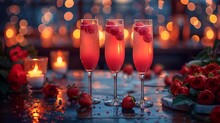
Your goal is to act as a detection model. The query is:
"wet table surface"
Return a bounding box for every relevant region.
[0,70,203,123]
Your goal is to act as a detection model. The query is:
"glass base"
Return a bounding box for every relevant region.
[136,100,153,109]
[92,98,100,104]
[104,99,122,106]
[54,72,67,79]
[28,85,43,93]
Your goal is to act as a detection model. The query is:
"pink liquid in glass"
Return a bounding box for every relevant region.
[133,25,153,75]
[80,24,99,72]
[105,25,125,73]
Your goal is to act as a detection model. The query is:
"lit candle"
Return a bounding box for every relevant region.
[27,64,44,88]
[53,56,67,74]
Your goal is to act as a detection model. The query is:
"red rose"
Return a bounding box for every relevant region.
[183,75,195,85]
[43,84,58,97]
[207,70,220,77]
[217,75,220,82]
[179,65,190,75]
[205,77,219,93]
[205,63,220,72]
[9,46,28,62]
[170,79,183,96]
[7,64,27,91]
[197,90,214,105]
[210,106,220,123]
[177,86,190,95]
[216,91,220,104]
[193,67,205,75]
[190,75,207,90]
[188,65,199,75]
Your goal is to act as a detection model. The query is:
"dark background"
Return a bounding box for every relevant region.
[1,0,219,70]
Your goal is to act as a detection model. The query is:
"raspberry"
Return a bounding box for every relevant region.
[143,33,152,42]
[116,31,124,41]
[107,21,115,25]
[106,21,115,33]
[110,26,119,35]
[134,22,144,32]
[138,27,149,35]
[85,24,96,33]
[81,20,90,30]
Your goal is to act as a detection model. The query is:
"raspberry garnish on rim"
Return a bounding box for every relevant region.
[110,26,119,36]
[138,27,149,35]
[116,31,124,40]
[143,33,152,42]
[81,20,97,34]
[134,22,144,32]
[85,24,96,33]
[106,21,115,33]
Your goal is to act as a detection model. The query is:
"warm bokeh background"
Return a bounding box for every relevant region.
[0,0,220,70]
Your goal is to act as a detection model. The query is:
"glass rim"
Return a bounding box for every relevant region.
[106,19,123,21]
[106,19,124,25]
[80,19,98,21]
[25,56,48,61]
[134,19,152,21]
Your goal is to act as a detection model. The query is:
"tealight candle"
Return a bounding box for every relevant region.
[53,56,67,74]
[27,64,44,88]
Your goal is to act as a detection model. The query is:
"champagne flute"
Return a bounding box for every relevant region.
[80,19,100,104]
[133,19,153,109]
[104,19,125,106]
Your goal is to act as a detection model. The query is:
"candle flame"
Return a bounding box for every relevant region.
[57,57,63,63]
[28,64,42,75]
[33,64,39,72]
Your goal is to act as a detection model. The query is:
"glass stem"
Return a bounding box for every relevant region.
[140,74,145,101]
[113,72,118,100]
[88,71,92,97]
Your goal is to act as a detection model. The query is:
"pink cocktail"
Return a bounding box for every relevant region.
[133,19,153,109]
[80,19,100,104]
[105,19,125,106]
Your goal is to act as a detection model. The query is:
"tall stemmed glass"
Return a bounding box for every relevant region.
[133,19,153,109]
[80,19,100,104]
[104,19,125,106]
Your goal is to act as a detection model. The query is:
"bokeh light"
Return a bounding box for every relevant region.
[124,29,129,39]
[205,27,215,39]
[65,0,74,8]
[73,29,80,39]
[41,27,53,39]
[180,0,189,5]
[160,30,170,40]
[64,11,73,21]
[19,19,28,29]
[187,2,195,11]
[191,35,200,42]
[209,14,217,24]
[166,22,173,31]
[6,28,15,38]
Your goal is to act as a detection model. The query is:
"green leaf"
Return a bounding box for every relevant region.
[194,49,209,60]
[0,80,10,94]
[0,70,8,80]
[189,88,198,96]
[186,60,202,67]
[172,94,195,106]
[0,56,12,69]
[213,40,220,50]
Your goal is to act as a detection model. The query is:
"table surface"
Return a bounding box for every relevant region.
[0,70,205,123]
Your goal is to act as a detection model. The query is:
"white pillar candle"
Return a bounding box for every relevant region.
[27,65,44,88]
[53,56,67,74]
